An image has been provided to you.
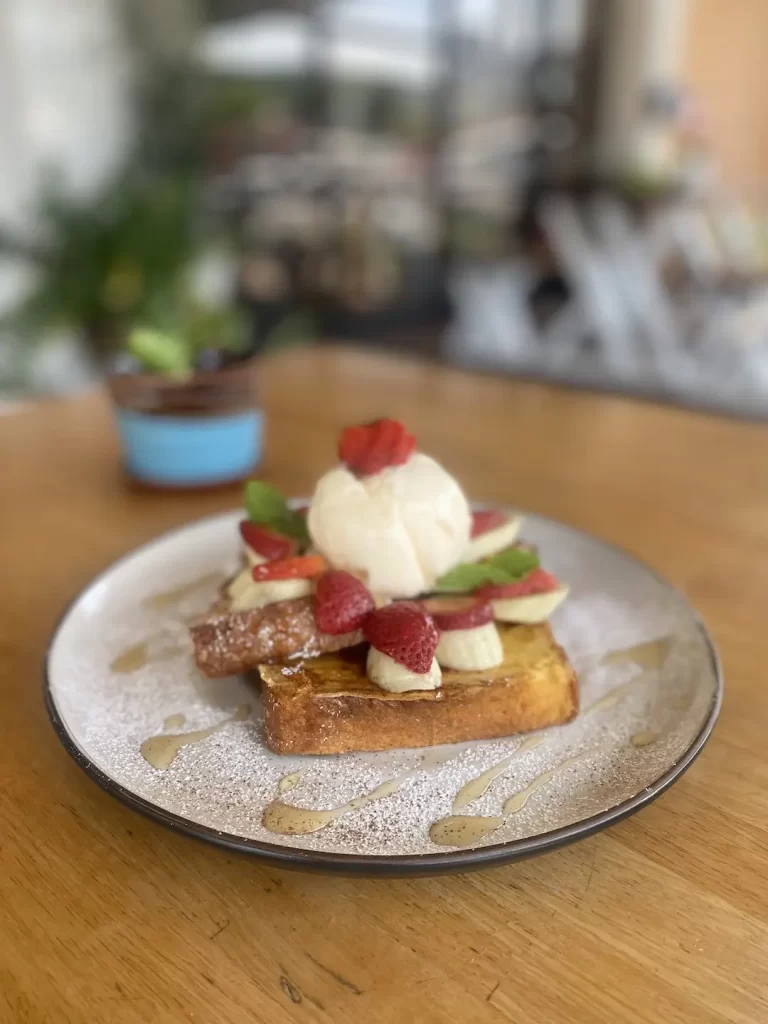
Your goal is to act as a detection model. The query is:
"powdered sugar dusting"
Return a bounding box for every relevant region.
[47,510,719,858]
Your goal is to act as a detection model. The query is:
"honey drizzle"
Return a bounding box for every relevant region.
[263,776,406,836]
[583,674,650,714]
[111,573,223,674]
[600,636,671,671]
[278,771,303,795]
[452,735,545,812]
[111,640,185,674]
[142,573,224,610]
[140,705,250,771]
[429,750,599,847]
[630,730,658,748]
[584,635,673,714]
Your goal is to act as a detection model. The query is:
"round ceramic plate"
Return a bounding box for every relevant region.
[45,509,721,875]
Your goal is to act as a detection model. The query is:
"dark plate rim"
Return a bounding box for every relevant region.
[43,508,723,876]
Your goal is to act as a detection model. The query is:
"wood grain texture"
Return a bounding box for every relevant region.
[1,345,766,1023]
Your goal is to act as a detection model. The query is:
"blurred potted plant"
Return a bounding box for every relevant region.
[0,167,273,487]
[109,290,263,490]
[0,3,325,485]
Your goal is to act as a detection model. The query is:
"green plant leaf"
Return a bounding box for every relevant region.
[127,327,191,375]
[434,547,540,593]
[243,481,310,543]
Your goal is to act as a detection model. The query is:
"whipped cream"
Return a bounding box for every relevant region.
[308,453,471,597]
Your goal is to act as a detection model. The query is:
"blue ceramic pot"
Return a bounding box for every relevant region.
[108,359,263,488]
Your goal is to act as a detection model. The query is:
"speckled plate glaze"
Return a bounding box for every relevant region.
[44,508,721,875]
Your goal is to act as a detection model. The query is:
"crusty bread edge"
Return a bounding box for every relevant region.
[259,630,579,755]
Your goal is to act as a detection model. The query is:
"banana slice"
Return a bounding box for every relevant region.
[366,648,442,693]
[436,621,503,671]
[244,545,266,567]
[227,568,312,612]
[464,516,522,562]
[492,586,569,624]
[228,567,255,602]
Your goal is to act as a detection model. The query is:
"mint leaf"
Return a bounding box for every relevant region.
[243,481,310,543]
[432,562,511,592]
[243,481,289,524]
[492,547,540,580]
[435,546,539,592]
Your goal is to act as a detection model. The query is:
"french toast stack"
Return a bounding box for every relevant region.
[191,418,578,755]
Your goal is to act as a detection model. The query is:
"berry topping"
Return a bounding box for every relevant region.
[239,520,297,561]
[338,419,416,477]
[420,596,494,631]
[315,570,375,635]
[251,554,328,582]
[470,509,509,537]
[476,568,559,599]
[363,601,439,674]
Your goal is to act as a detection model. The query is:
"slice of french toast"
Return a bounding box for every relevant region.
[191,596,363,678]
[259,622,578,755]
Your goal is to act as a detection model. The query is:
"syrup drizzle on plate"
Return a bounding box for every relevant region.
[278,771,303,795]
[263,776,408,836]
[430,749,603,847]
[141,573,224,611]
[110,575,224,674]
[600,636,671,670]
[111,640,186,675]
[140,705,250,771]
[452,735,545,812]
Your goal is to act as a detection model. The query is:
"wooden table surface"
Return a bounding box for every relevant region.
[1,345,766,1024]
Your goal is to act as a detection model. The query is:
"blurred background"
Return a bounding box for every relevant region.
[3,0,768,418]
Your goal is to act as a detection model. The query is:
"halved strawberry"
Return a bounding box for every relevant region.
[420,595,494,631]
[363,601,439,673]
[251,554,327,581]
[476,568,559,600]
[470,509,508,538]
[315,570,375,635]
[239,520,297,561]
[338,419,416,476]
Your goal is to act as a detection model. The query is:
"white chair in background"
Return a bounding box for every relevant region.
[588,196,692,381]
[444,260,539,368]
[656,198,768,398]
[536,195,640,378]
[709,199,767,278]
[657,203,727,283]
[445,191,768,415]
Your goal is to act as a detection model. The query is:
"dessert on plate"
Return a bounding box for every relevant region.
[191,419,576,754]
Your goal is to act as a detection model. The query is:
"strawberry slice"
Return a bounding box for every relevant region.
[251,554,327,581]
[363,601,439,674]
[470,509,509,538]
[239,520,297,561]
[338,419,416,476]
[476,568,559,600]
[315,570,375,635]
[420,596,493,631]
[337,424,369,469]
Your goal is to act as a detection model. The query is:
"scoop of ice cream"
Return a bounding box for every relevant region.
[308,453,471,597]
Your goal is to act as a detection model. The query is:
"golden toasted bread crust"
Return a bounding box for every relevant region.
[191,596,363,678]
[259,622,578,754]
